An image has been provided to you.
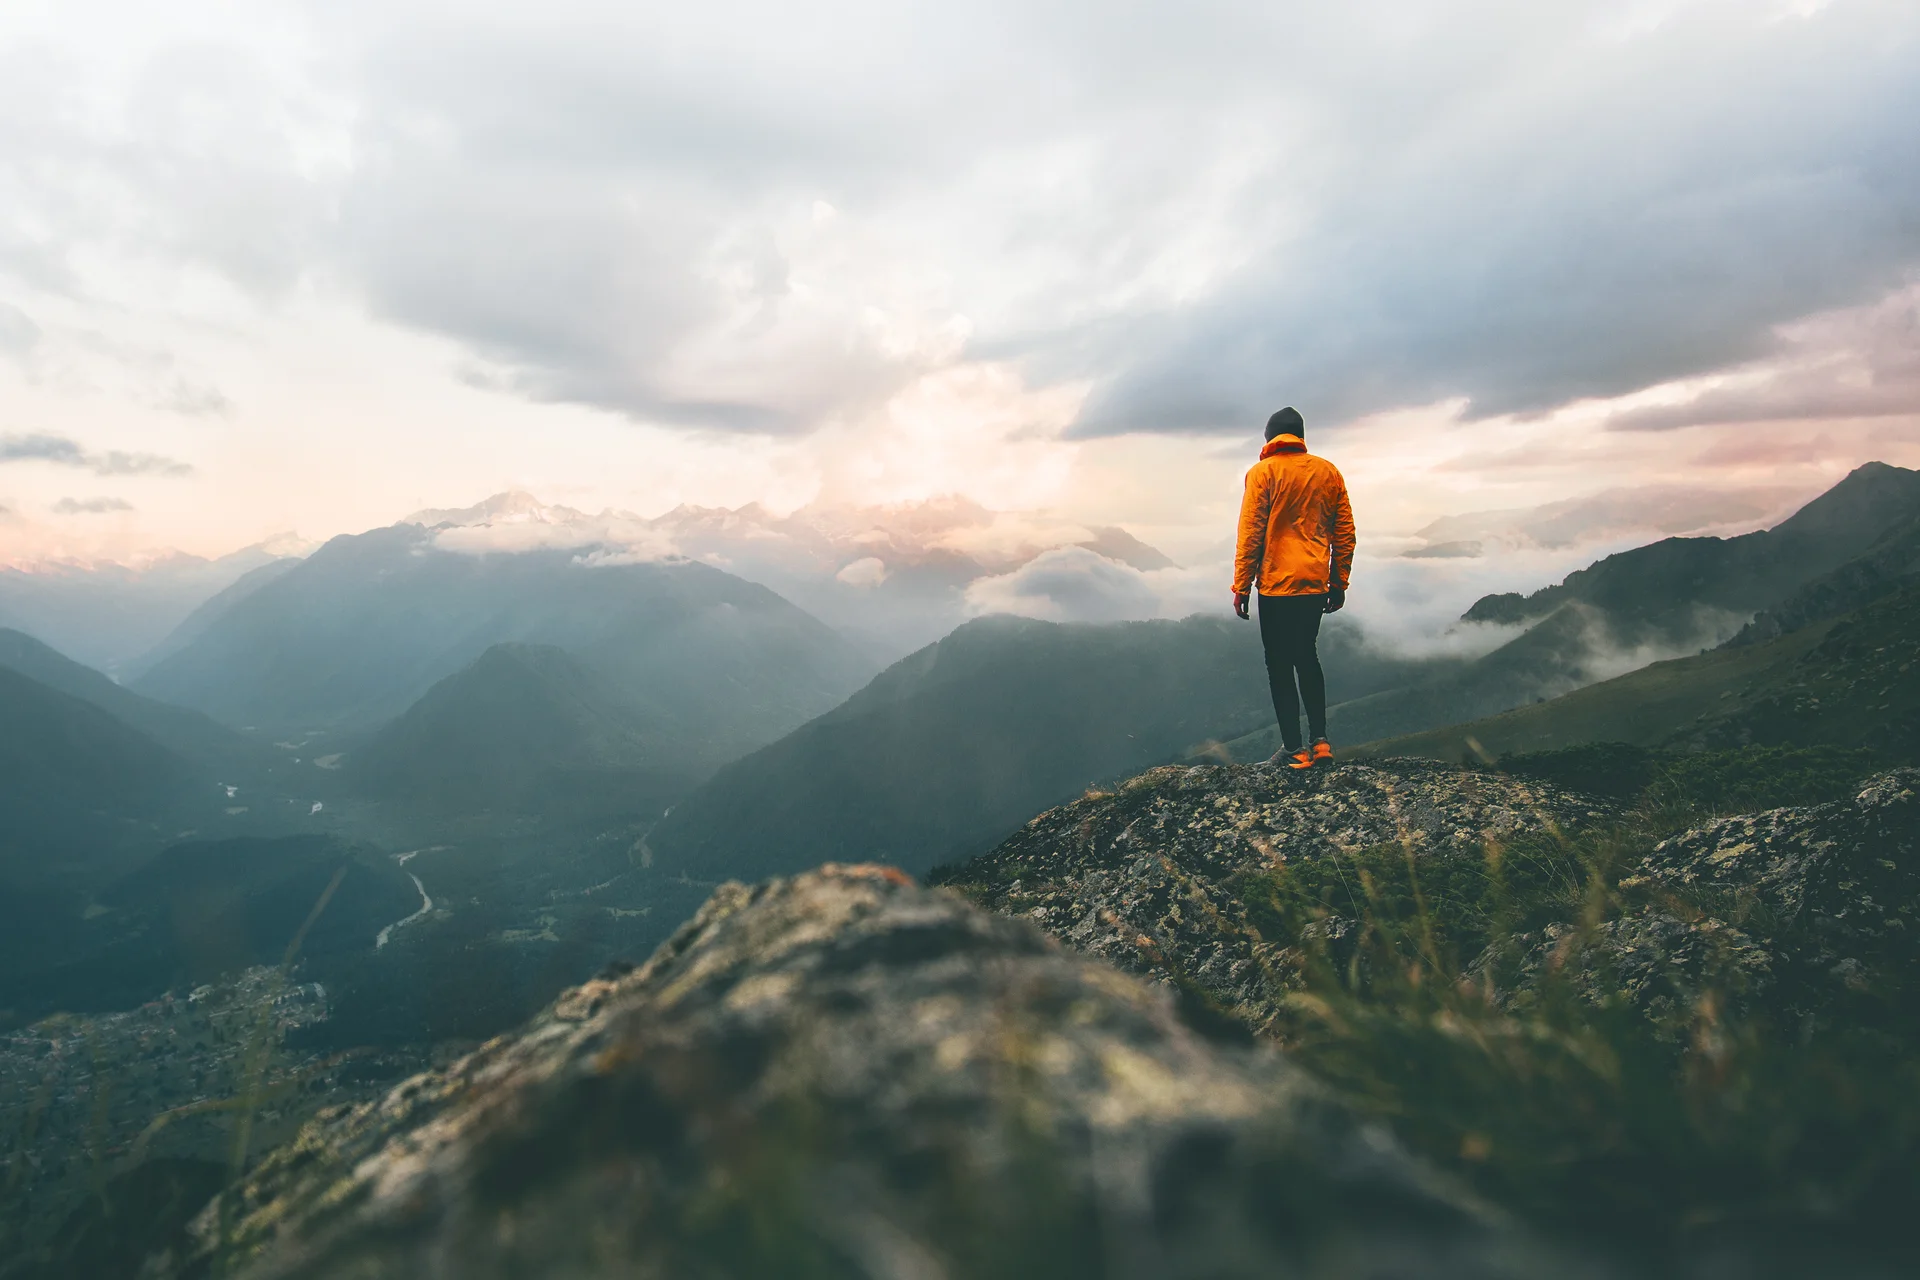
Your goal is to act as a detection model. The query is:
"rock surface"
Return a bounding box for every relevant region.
[158,864,1544,1280]
[938,760,1614,1033]
[1541,768,1920,1026]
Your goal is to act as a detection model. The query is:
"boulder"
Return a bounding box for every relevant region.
[160,865,1545,1279]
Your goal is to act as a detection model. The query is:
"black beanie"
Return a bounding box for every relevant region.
[1264,407,1304,440]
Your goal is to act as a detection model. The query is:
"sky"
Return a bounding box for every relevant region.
[1,0,1918,599]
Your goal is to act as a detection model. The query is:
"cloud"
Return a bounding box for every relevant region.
[964,546,1162,623]
[834,556,887,587]
[31,0,1887,441]
[0,435,85,466]
[1068,5,1920,434]
[1603,280,1920,432]
[53,496,135,514]
[0,302,41,356]
[421,499,684,560]
[4,2,1918,574]
[0,434,193,477]
[91,450,195,477]
[1403,483,1805,555]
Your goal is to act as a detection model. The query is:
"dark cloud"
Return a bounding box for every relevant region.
[1606,284,1920,432]
[52,496,135,514]
[0,434,85,466]
[0,434,192,477]
[279,3,1920,440]
[1067,6,1920,435]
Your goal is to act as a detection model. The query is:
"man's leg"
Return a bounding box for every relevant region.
[1294,597,1328,741]
[1256,592,1304,751]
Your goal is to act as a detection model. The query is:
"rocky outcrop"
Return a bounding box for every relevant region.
[938,760,1614,1033]
[158,864,1545,1280]
[1535,769,1920,1026]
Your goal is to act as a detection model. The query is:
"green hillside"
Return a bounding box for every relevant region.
[121,556,302,680]
[349,643,697,820]
[648,614,1278,879]
[1729,511,1920,646]
[0,664,198,886]
[1344,577,1920,766]
[0,628,251,769]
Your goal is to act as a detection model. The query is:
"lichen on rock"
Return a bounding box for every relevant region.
[1580,767,1920,1026]
[938,760,1614,1033]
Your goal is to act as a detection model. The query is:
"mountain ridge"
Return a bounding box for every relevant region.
[0,628,250,769]
[1463,461,1920,634]
[132,523,876,755]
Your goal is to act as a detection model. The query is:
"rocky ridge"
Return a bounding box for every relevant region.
[1532,768,1920,1026]
[154,864,1546,1280]
[937,760,1615,1032]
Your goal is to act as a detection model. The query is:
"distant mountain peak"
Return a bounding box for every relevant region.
[250,531,316,559]
[1771,461,1920,542]
[404,491,590,529]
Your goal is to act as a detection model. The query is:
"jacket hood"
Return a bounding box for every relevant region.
[1259,434,1307,460]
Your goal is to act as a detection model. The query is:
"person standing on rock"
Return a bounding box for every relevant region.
[1232,406,1355,770]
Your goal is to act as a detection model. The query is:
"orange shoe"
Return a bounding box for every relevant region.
[1285,745,1316,770]
[1308,739,1334,767]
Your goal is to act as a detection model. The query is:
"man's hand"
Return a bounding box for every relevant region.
[1233,591,1251,620]
[1324,587,1346,614]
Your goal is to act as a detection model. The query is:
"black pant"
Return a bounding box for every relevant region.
[1258,592,1327,751]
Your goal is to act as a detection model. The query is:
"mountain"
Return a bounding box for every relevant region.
[0,537,307,675]
[401,490,1186,661]
[1677,576,1920,760]
[0,628,250,768]
[1728,511,1920,646]
[121,556,304,680]
[646,611,1444,881]
[1346,574,1920,766]
[349,642,697,819]
[132,522,877,756]
[1464,462,1920,638]
[0,664,196,886]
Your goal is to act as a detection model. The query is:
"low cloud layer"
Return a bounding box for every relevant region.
[964,547,1163,624]
[1400,483,1805,557]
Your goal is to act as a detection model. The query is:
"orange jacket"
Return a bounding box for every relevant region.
[1232,435,1355,596]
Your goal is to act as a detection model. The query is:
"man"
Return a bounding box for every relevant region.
[1232,406,1355,770]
